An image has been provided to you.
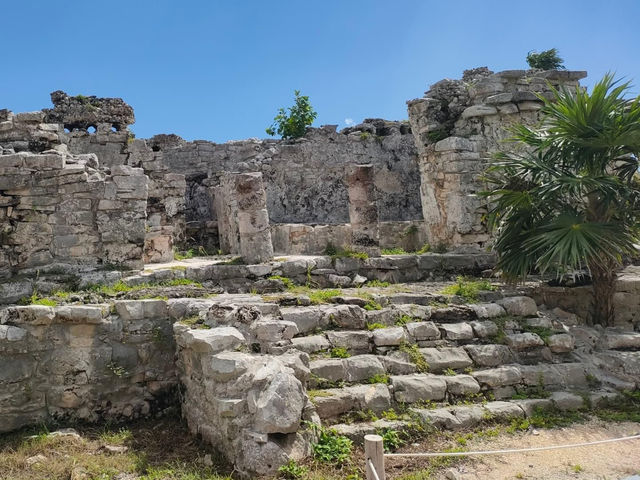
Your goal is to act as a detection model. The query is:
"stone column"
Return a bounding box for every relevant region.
[346,164,380,257]
[217,172,273,264]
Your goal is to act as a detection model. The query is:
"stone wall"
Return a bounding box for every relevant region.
[1,92,187,267]
[408,68,587,250]
[0,150,148,301]
[270,220,428,255]
[157,119,421,237]
[0,300,176,433]
[216,172,274,264]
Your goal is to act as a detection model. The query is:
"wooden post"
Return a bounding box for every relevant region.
[364,434,385,480]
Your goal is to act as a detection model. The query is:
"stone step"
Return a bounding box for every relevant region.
[308,361,596,420]
[328,390,620,442]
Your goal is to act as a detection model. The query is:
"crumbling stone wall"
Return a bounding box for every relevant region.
[0,150,148,298]
[408,68,587,250]
[216,172,274,263]
[1,92,187,268]
[156,120,421,242]
[0,300,176,433]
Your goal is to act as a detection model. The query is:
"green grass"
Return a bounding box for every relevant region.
[310,425,353,465]
[21,292,58,307]
[400,343,429,373]
[88,279,202,296]
[323,243,369,260]
[366,373,390,384]
[365,280,391,288]
[381,247,408,255]
[366,322,387,331]
[268,275,295,288]
[441,276,496,302]
[329,347,350,359]
[178,315,210,329]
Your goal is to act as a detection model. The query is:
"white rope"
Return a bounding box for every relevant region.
[385,433,640,458]
[367,458,382,480]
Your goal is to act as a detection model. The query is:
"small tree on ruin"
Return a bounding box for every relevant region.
[266,90,317,139]
[526,48,565,70]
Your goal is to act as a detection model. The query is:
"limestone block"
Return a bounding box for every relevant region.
[311,388,359,418]
[412,407,461,430]
[498,296,537,316]
[603,331,640,350]
[372,327,407,346]
[547,334,575,353]
[253,320,298,342]
[434,137,475,152]
[55,305,108,324]
[406,321,440,341]
[343,355,385,382]
[280,307,326,334]
[470,320,499,338]
[514,398,553,417]
[379,354,417,375]
[352,383,391,412]
[439,323,474,341]
[445,375,481,396]
[175,325,245,354]
[291,334,331,354]
[419,347,473,372]
[460,105,498,118]
[505,333,544,351]
[254,373,306,434]
[472,366,522,387]
[326,330,371,354]
[323,304,366,329]
[470,303,506,319]
[311,359,346,383]
[391,374,447,403]
[483,401,524,420]
[465,344,512,367]
[550,391,584,411]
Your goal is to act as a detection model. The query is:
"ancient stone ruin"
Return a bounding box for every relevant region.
[1,68,640,478]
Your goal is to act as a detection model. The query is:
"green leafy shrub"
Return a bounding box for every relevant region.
[311,425,353,465]
[278,459,308,479]
[266,90,318,139]
[330,347,350,358]
[366,374,390,384]
[379,429,404,452]
[441,276,495,302]
[526,48,564,70]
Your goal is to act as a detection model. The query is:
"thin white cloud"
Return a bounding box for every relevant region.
[344,118,354,126]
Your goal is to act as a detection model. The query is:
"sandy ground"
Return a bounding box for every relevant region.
[438,420,640,480]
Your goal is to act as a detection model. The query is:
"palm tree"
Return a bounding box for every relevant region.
[483,74,640,326]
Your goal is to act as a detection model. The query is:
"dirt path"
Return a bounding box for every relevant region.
[441,420,640,480]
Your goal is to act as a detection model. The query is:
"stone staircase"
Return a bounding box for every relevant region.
[170,287,640,454]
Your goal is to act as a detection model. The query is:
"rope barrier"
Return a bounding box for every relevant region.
[384,433,640,458]
[367,458,381,480]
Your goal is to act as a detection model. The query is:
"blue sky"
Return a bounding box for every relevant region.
[2,1,639,143]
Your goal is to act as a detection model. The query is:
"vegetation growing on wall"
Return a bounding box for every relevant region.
[266,90,317,139]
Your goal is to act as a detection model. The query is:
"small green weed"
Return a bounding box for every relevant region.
[382,247,408,255]
[330,347,350,359]
[366,322,387,331]
[269,275,295,289]
[278,459,308,479]
[366,374,390,384]
[400,343,429,373]
[441,276,495,302]
[365,280,391,288]
[311,425,353,465]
